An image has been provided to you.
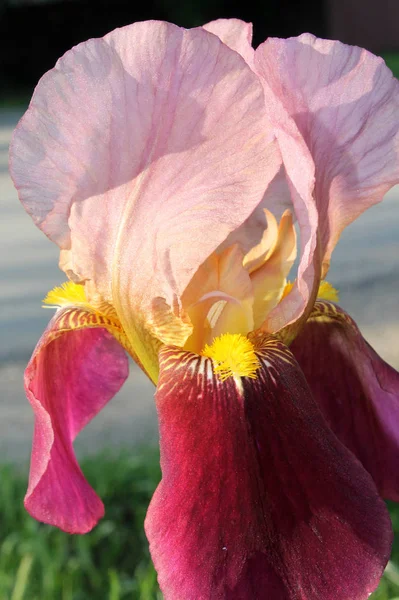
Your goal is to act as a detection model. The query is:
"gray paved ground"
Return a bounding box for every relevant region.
[1,109,398,464]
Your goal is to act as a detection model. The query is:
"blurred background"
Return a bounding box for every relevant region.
[0,1,398,598]
[1,0,399,101]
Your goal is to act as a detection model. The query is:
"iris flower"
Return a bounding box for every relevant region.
[10,18,399,600]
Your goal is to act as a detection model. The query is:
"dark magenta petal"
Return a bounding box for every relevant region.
[146,339,392,600]
[25,310,128,533]
[291,300,399,501]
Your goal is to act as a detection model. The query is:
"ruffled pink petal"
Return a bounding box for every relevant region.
[255,34,399,278]
[146,339,391,600]
[254,59,319,335]
[204,19,310,304]
[202,18,254,65]
[291,300,399,502]
[221,166,294,259]
[10,21,281,372]
[25,310,128,533]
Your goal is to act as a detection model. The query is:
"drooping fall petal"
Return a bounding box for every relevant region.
[146,338,391,600]
[25,308,128,533]
[255,34,399,278]
[10,21,281,379]
[291,300,399,502]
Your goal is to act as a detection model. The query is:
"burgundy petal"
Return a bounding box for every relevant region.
[25,309,128,533]
[146,338,391,600]
[291,300,399,502]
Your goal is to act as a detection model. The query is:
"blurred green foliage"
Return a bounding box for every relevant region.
[383,54,399,79]
[371,502,399,600]
[1,450,399,599]
[0,450,162,600]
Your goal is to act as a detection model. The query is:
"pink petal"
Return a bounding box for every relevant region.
[25,310,128,533]
[10,21,281,373]
[182,244,254,352]
[255,34,399,278]
[291,300,399,502]
[254,59,318,335]
[206,22,312,318]
[146,339,391,599]
[221,166,294,259]
[202,18,254,65]
[250,209,296,328]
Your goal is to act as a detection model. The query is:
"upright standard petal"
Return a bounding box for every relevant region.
[25,308,128,533]
[206,20,319,332]
[249,209,297,328]
[255,34,399,277]
[291,301,399,502]
[254,55,319,337]
[10,21,281,379]
[202,18,255,66]
[146,338,391,600]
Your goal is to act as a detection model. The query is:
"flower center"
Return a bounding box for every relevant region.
[182,209,297,354]
[202,333,260,381]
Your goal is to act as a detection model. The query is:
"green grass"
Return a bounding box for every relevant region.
[1,450,399,599]
[0,449,162,600]
[372,501,399,600]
